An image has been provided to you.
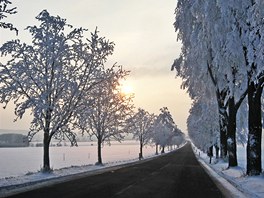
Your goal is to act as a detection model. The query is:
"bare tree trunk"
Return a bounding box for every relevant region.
[208,146,213,164]
[247,80,263,175]
[155,144,158,155]
[227,97,238,167]
[139,142,143,160]
[43,131,51,172]
[161,146,165,153]
[97,138,103,165]
[43,104,52,172]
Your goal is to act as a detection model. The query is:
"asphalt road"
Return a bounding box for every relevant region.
[7,143,224,198]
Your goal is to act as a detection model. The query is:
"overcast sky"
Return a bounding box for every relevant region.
[0,0,191,132]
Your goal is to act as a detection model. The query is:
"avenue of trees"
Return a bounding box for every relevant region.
[173,0,264,175]
[125,107,185,159]
[0,9,185,170]
[152,107,184,154]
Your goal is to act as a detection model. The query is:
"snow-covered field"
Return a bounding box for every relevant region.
[194,144,264,198]
[0,140,156,179]
[0,140,163,197]
[1,141,264,198]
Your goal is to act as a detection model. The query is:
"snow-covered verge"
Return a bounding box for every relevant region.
[0,142,187,198]
[192,143,264,198]
[0,154,160,197]
[0,139,174,197]
[3,141,259,198]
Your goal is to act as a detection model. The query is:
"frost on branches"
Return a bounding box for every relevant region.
[0,10,114,171]
[173,0,264,175]
[125,108,155,160]
[187,98,219,157]
[74,66,134,165]
[0,0,18,34]
[152,107,185,154]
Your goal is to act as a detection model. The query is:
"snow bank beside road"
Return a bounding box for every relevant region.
[192,144,264,198]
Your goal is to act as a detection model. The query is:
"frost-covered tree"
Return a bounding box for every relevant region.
[171,132,185,149]
[167,126,185,151]
[125,108,155,159]
[173,0,248,167]
[188,97,219,156]
[152,107,178,153]
[204,0,264,174]
[226,0,264,176]
[172,0,229,159]
[0,0,17,34]
[74,66,134,165]
[211,0,250,168]
[0,10,114,171]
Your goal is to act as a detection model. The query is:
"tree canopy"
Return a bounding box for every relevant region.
[0,10,115,171]
[173,0,264,175]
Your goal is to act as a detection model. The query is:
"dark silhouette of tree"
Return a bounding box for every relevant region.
[0,0,18,34]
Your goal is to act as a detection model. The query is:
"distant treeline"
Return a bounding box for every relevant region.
[0,133,29,147]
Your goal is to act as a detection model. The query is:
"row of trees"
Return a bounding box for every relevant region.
[126,107,185,160]
[173,0,264,176]
[187,97,220,158]
[0,9,185,171]
[0,10,125,171]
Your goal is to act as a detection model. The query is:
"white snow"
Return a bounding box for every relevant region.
[0,156,158,197]
[0,140,161,197]
[0,140,157,178]
[0,141,264,198]
[193,143,264,198]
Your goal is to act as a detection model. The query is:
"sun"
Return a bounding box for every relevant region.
[122,85,133,94]
[119,80,134,95]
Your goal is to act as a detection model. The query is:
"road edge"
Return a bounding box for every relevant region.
[1,144,188,198]
[1,147,183,198]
